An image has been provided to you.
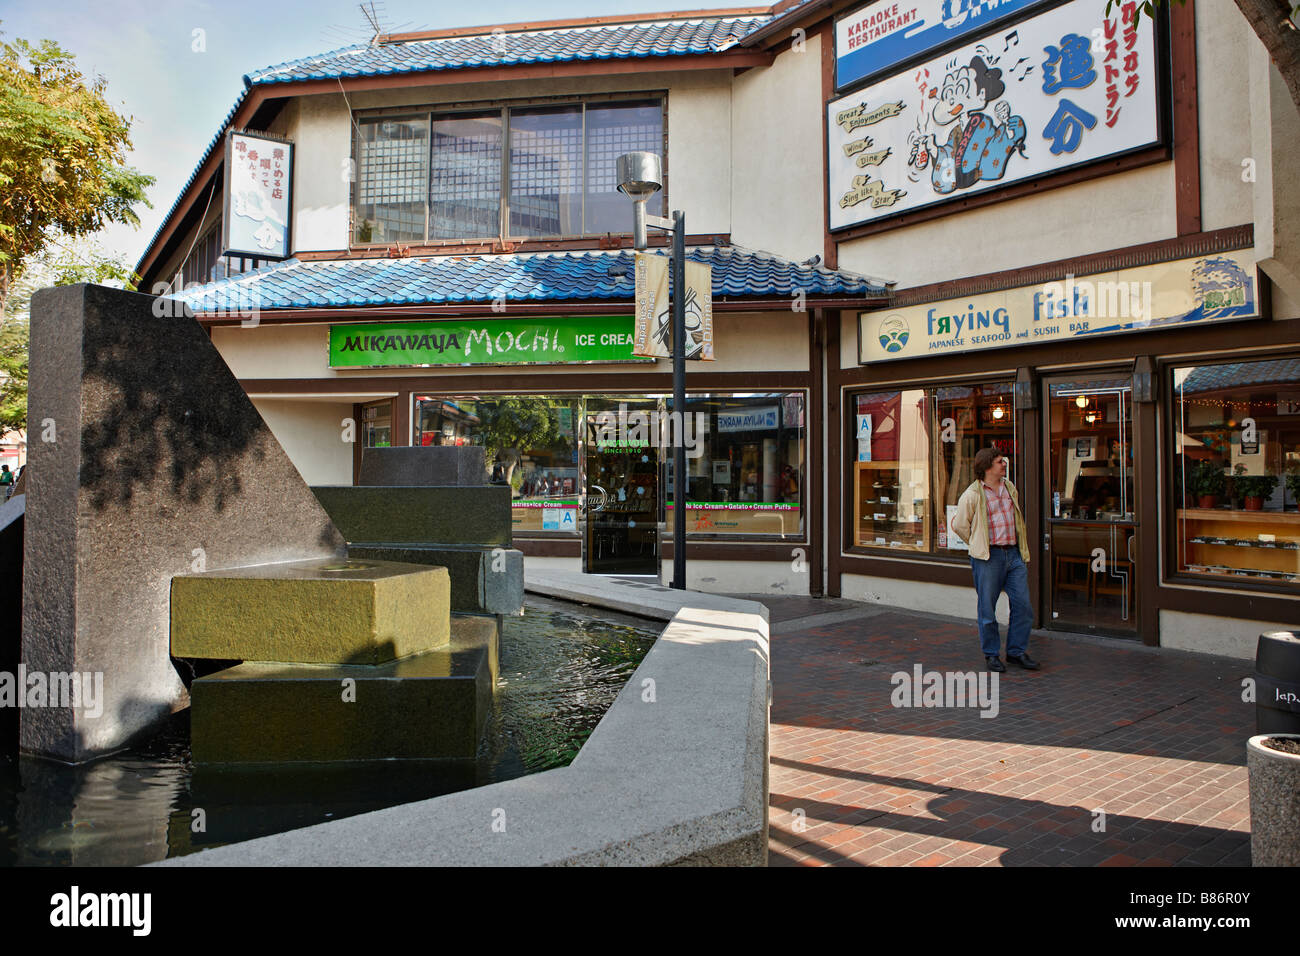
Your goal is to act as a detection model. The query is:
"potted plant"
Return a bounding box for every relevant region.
[1234,465,1279,511]
[1191,458,1226,509]
[1287,462,1300,511]
[1248,733,1300,865]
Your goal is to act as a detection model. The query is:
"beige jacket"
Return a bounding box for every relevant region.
[950,478,1030,563]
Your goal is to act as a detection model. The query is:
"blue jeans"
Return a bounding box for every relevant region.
[970,546,1032,658]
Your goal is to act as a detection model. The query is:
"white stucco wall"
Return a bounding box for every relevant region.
[835,161,1177,289]
[288,94,352,253]
[1195,0,1254,233]
[252,398,355,486]
[730,31,826,263]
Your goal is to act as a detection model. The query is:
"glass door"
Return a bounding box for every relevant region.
[1045,377,1138,635]
[583,397,659,574]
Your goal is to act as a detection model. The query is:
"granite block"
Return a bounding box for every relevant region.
[190,614,499,763]
[23,284,345,762]
[359,446,486,486]
[311,485,512,546]
[348,544,523,615]
[172,558,450,664]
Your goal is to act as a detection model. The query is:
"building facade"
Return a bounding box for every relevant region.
[139,0,1300,659]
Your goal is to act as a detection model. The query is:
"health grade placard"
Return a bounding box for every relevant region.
[330,316,652,368]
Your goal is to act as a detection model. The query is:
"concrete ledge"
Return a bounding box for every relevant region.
[156,575,769,866]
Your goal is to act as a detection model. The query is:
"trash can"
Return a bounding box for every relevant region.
[1256,631,1300,734]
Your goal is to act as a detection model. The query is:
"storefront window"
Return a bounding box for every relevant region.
[853,390,930,550]
[669,393,806,538]
[934,383,1016,552]
[1171,359,1300,587]
[415,395,580,535]
[850,381,1016,554]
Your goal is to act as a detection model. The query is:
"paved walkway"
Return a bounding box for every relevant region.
[732,596,1255,867]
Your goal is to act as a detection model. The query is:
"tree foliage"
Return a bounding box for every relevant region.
[0,30,154,317]
[0,237,137,432]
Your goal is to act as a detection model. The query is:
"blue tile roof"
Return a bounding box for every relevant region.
[169,247,888,313]
[247,16,771,85]
[137,12,777,280]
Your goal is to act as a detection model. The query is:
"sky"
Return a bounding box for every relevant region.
[2,0,729,270]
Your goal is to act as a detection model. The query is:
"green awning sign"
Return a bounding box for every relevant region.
[329,315,652,368]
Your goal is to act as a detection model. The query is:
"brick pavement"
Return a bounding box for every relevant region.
[764,606,1256,867]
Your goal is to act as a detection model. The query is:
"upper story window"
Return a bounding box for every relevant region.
[353,96,665,245]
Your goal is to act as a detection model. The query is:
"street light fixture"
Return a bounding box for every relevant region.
[618,151,688,590]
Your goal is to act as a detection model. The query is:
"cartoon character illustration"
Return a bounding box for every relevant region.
[908,56,1027,195]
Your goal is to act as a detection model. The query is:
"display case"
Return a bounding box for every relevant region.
[1176,508,1300,584]
[854,461,930,551]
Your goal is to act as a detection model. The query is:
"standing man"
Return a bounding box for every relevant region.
[950,447,1039,672]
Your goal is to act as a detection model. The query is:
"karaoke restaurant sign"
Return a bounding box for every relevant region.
[329,316,652,368]
[859,250,1260,364]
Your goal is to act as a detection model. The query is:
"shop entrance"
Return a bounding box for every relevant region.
[1044,377,1139,635]
[583,397,660,575]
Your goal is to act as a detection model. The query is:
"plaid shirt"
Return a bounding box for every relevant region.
[982,481,1017,546]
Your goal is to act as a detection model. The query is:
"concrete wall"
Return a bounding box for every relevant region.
[290,94,352,253]
[252,398,355,486]
[840,571,1015,625]
[730,31,826,263]
[1159,609,1294,661]
[662,558,810,595]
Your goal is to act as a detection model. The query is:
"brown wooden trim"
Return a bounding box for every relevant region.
[661,542,808,560]
[239,371,813,393]
[299,234,732,261]
[837,554,974,588]
[1170,0,1202,236]
[882,225,1253,307]
[826,309,842,596]
[351,402,363,484]
[197,297,887,325]
[1134,380,1160,645]
[808,307,824,595]
[379,8,775,43]
[830,144,1170,243]
[819,17,837,270]
[1018,375,1043,630]
[516,538,582,557]
[392,391,410,447]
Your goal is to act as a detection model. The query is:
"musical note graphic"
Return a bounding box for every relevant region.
[1002,30,1019,52]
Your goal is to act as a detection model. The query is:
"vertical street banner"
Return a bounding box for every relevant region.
[223,130,293,260]
[633,252,715,360]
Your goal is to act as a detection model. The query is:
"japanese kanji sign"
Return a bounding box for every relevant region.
[632,253,715,360]
[222,130,293,260]
[827,0,1162,231]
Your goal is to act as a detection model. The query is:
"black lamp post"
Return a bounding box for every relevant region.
[617,151,687,590]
